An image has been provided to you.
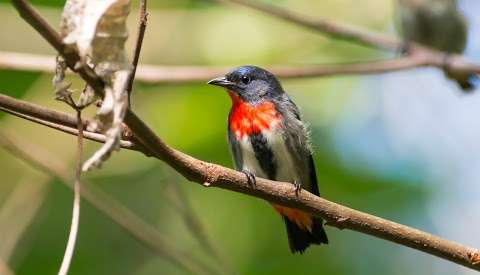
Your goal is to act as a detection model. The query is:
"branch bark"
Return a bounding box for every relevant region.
[7,0,480,272]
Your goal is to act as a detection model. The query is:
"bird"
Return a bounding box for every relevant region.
[208,65,328,253]
[396,0,475,91]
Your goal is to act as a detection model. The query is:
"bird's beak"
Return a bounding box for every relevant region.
[207,76,235,89]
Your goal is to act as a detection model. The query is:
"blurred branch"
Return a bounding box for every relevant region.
[0,176,48,261]
[225,0,397,50]
[167,181,235,275]
[2,51,477,84]
[0,259,14,275]
[8,0,480,272]
[0,132,219,275]
[127,0,147,105]
[225,0,480,76]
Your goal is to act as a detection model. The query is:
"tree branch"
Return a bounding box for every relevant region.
[226,0,398,50]
[3,84,480,273]
[1,51,478,84]
[8,0,480,271]
[0,94,137,150]
[225,0,480,76]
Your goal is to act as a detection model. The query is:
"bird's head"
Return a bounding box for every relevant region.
[208,65,284,104]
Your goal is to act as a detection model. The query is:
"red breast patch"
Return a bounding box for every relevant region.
[228,92,281,140]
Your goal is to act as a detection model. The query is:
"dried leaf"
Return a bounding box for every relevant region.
[82,70,130,171]
[78,85,96,109]
[59,0,132,171]
[53,55,73,102]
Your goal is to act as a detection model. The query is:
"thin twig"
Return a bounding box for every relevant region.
[58,110,83,275]
[0,131,219,275]
[127,0,147,106]
[9,0,480,271]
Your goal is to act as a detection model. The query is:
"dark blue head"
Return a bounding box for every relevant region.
[208,66,284,103]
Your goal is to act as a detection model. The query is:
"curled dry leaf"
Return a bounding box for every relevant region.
[53,55,74,104]
[59,0,132,171]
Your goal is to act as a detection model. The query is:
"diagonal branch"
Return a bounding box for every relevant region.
[0,94,137,149]
[226,0,398,50]
[225,0,480,76]
[8,0,480,271]
[166,179,236,275]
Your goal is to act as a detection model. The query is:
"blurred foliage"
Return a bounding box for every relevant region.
[0,1,441,275]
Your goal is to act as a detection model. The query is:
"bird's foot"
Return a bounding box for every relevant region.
[242,169,256,188]
[293,180,301,196]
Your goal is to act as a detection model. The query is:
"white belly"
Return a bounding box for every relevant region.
[238,129,300,183]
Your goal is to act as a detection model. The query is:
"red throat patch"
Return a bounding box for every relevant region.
[228,91,281,140]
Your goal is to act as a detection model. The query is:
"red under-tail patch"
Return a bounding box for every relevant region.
[228,91,281,140]
[272,204,313,232]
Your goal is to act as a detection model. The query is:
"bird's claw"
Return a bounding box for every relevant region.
[242,169,256,188]
[293,180,301,195]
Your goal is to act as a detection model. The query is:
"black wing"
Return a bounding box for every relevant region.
[227,128,243,170]
[277,94,319,195]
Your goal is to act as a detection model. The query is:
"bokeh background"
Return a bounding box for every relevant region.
[0,0,479,274]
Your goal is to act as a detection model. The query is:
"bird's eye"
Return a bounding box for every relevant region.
[241,76,251,85]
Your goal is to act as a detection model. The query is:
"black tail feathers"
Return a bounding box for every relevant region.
[284,217,328,254]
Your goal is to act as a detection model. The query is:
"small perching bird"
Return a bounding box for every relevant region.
[396,0,476,91]
[208,66,328,253]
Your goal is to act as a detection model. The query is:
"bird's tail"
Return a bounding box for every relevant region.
[283,216,328,254]
[445,70,477,92]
